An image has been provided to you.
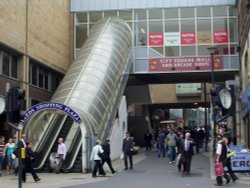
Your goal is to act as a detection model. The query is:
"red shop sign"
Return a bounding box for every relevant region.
[213,30,229,44]
[148,32,164,46]
[181,32,196,45]
[149,56,223,72]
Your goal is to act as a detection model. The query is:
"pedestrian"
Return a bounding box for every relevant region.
[157,129,166,158]
[15,134,28,175]
[122,132,134,170]
[55,138,67,174]
[179,132,195,175]
[101,139,117,174]
[90,139,106,177]
[3,138,16,175]
[144,130,153,151]
[22,142,41,182]
[176,133,184,172]
[215,135,231,186]
[0,136,5,176]
[223,137,238,182]
[165,128,178,163]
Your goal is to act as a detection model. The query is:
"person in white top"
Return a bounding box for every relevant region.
[3,138,15,175]
[55,138,67,174]
[90,140,106,177]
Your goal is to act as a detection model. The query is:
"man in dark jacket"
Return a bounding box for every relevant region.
[179,132,195,175]
[101,139,117,174]
[22,142,40,182]
[122,132,134,170]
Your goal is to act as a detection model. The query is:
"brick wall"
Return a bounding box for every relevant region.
[0,0,72,73]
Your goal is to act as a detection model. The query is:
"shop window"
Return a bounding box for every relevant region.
[165,20,179,32]
[134,10,147,21]
[165,8,179,19]
[197,7,211,17]
[104,11,117,17]
[76,13,87,23]
[213,18,228,31]
[150,47,163,56]
[181,19,195,32]
[76,24,87,49]
[229,6,236,16]
[198,45,210,56]
[165,46,179,57]
[89,12,102,23]
[134,22,147,46]
[180,8,194,18]
[181,46,195,56]
[229,18,237,43]
[119,10,132,20]
[213,6,227,17]
[149,21,163,33]
[149,9,163,20]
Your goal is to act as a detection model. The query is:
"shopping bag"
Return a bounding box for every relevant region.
[120,153,124,160]
[214,162,224,176]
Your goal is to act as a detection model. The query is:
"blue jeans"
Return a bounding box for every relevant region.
[157,144,165,158]
[168,146,176,162]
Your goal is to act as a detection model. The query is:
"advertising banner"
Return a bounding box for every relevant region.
[181,32,196,45]
[213,30,229,44]
[225,153,250,172]
[148,32,164,46]
[149,56,223,72]
[197,31,211,44]
[164,32,180,46]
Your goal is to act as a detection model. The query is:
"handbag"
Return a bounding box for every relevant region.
[98,147,105,159]
[214,162,224,176]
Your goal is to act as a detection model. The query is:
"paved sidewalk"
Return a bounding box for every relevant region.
[0,153,147,188]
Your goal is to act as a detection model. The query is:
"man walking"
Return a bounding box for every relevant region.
[165,128,178,163]
[55,138,67,174]
[179,132,195,175]
[101,139,117,174]
[122,132,134,170]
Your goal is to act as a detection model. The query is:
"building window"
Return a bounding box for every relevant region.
[76,24,88,48]
[119,10,132,20]
[89,12,102,23]
[134,9,147,21]
[180,8,194,18]
[0,50,18,79]
[149,9,163,20]
[165,8,179,19]
[29,59,63,92]
[197,7,211,17]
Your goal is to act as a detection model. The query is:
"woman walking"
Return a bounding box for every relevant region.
[3,138,15,175]
[90,140,106,177]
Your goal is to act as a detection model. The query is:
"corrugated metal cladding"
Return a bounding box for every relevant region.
[70,0,236,12]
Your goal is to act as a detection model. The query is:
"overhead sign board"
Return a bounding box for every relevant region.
[21,102,82,124]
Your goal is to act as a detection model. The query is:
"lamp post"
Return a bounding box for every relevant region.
[207,45,218,157]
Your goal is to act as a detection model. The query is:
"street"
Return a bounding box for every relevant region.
[62,151,250,188]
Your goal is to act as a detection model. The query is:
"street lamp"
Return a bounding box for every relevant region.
[207,45,218,157]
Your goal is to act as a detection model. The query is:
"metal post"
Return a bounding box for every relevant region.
[211,52,217,157]
[18,131,23,188]
[204,83,208,152]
